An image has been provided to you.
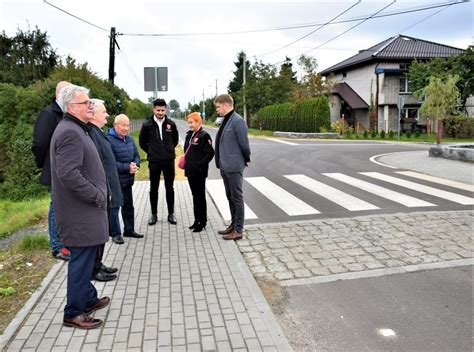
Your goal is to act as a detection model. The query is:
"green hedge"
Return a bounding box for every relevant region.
[443,115,474,139]
[255,97,330,132]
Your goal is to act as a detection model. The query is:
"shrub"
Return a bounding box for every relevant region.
[363,130,369,139]
[405,130,412,138]
[388,130,395,138]
[443,115,474,138]
[371,130,377,139]
[380,130,386,139]
[294,97,330,133]
[415,130,421,138]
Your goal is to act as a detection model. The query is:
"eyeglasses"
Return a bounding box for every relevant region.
[70,100,93,107]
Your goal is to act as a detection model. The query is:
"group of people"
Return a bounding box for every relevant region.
[32,81,251,330]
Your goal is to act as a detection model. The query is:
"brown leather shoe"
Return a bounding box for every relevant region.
[222,230,243,241]
[84,296,110,315]
[63,314,103,329]
[217,226,234,235]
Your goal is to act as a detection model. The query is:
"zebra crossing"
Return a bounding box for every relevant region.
[206,171,474,221]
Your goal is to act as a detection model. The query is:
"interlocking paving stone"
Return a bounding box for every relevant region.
[2,181,291,351]
[241,210,472,286]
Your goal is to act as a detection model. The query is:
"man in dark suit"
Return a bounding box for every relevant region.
[214,94,251,241]
[32,81,71,261]
[88,99,121,282]
[139,98,179,226]
[50,85,110,330]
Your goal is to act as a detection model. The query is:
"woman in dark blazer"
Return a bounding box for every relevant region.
[183,112,215,232]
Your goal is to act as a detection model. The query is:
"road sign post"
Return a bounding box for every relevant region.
[144,67,168,99]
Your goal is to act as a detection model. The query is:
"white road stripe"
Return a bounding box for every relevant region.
[266,138,298,145]
[360,172,474,205]
[395,171,474,193]
[285,174,379,211]
[324,173,435,207]
[245,177,320,216]
[206,179,258,221]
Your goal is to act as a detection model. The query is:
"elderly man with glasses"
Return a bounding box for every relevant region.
[50,85,110,330]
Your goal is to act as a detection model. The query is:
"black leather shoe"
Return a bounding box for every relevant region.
[91,271,117,282]
[112,236,124,244]
[123,231,144,238]
[189,221,198,230]
[148,214,157,226]
[101,264,118,274]
[167,213,177,225]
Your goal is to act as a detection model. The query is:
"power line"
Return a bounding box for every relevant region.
[42,0,108,32]
[256,1,362,58]
[119,0,467,37]
[396,3,453,34]
[273,0,397,66]
[115,44,142,86]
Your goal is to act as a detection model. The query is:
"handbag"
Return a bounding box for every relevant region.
[178,136,193,169]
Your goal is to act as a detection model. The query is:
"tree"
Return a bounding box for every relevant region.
[0,28,59,87]
[414,75,460,124]
[228,51,252,94]
[293,55,331,101]
[169,99,180,111]
[408,46,473,112]
[49,57,129,117]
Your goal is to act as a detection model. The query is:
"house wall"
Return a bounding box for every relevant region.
[332,64,376,105]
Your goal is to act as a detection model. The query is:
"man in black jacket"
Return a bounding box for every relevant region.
[139,99,179,225]
[32,81,71,261]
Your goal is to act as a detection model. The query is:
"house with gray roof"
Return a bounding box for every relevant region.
[320,35,465,132]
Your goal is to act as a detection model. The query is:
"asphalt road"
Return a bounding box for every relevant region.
[273,265,472,352]
[175,120,473,225]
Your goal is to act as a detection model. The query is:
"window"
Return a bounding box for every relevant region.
[401,108,419,119]
[399,63,409,71]
[399,75,413,93]
[342,72,347,78]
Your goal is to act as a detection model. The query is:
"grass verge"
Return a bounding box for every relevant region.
[0,197,49,239]
[0,234,56,334]
[129,131,186,182]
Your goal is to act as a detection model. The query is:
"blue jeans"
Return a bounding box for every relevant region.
[48,196,63,253]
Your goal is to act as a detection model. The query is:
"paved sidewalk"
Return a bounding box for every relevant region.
[1,182,292,351]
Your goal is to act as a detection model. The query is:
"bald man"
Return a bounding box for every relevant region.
[107,114,142,240]
[32,80,72,261]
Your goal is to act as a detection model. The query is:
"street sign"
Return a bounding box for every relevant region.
[144,67,168,92]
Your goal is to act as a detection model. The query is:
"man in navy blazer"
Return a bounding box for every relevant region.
[214,94,251,241]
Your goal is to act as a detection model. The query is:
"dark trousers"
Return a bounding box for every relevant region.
[188,175,207,224]
[121,184,135,234]
[220,170,244,232]
[92,244,105,276]
[64,245,99,318]
[108,206,121,238]
[149,160,175,215]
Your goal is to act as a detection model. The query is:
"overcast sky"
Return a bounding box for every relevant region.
[1,0,472,109]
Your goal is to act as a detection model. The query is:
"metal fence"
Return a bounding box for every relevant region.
[129,119,146,133]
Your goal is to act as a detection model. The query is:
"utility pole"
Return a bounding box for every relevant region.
[243,53,247,123]
[202,89,205,119]
[108,27,120,84]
